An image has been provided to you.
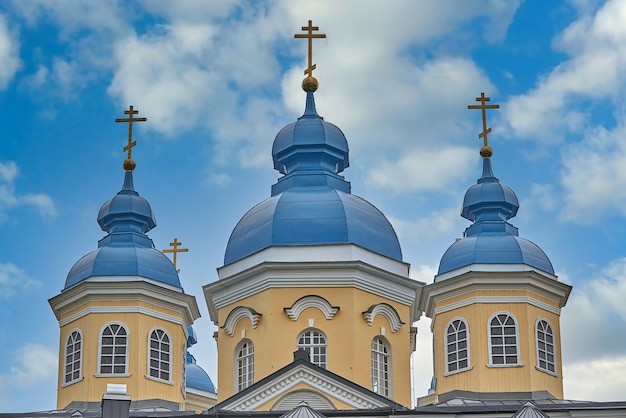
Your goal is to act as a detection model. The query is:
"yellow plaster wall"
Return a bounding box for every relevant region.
[215,286,413,407]
[432,295,564,398]
[56,310,187,409]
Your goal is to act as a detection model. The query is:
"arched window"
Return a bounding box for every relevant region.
[488,313,520,366]
[536,319,556,374]
[64,329,82,384]
[445,318,470,374]
[236,340,254,392]
[148,328,171,382]
[297,329,327,368]
[99,323,129,375]
[371,337,391,397]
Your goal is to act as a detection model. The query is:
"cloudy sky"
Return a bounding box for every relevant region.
[1,0,626,412]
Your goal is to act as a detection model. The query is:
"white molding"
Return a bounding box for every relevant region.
[284,295,339,320]
[58,306,184,328]
[419,270,571,319]
[49,280,200,327]
[205,259,423,325]
[222,307,261,337]
[362,303,405,332]
[434,296,561,316]
[186,386,217,400]
[435,264,557,282]
[219,364,389,411]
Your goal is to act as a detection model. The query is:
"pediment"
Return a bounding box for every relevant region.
[213,359,402,412]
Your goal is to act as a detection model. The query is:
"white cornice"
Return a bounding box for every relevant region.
[218,244,410,278]
[419,270,571,319]
[49,280,201,326]
[58,305,185,328]
[434,264,558,282]
[205,259,424,325]
[284,295,339,320]
[433,296,561,317]
[218,364,390,411]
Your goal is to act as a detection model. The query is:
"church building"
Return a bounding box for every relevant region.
[16,19,626,418]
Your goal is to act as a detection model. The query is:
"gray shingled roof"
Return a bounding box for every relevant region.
[279,402,327,418]
[510,402,551,418]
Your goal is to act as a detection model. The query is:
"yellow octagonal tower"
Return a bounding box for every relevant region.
[419,94,571,404]
[49,107,200,411]
[203,21,423,410]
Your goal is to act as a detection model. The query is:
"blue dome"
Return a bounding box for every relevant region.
[224,90,401,265]
[65,171,181,290]
[186,353,216,393]
[437,158,554,278]
[224,185,402,264]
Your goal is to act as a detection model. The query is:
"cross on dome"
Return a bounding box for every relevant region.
[294,20,326,92]
[467,92,499,158]
[115,105,147,171]
[163,237,189,273]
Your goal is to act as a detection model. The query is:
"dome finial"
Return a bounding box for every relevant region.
[294,20,326,92]
[467,92,500,158]
[115,105,147,171]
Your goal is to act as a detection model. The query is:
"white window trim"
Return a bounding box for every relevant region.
[444,317,471,375]
[97,322,130,376]
[234,339,254,393]
[63,328,83,386]
[487,312,522,367]
[535,317,557,376]
[296,328,328,369]
[371,336,392,398]
[146,327,173,384]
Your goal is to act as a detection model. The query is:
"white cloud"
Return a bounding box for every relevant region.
[504,0,626,142]
[0,263,40,298]
[0,14,20,89]
[8,344,57,386]
[560,123,626,222]
[367,147,476,193]
[561,258,626,401]
[0,161,57,221]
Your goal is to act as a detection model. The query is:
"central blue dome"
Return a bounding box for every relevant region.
[224,90,402,265]
[65,171,181,290]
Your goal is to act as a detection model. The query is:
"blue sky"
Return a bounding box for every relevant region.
[1,0,626,412]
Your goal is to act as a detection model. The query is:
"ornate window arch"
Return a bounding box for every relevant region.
[445,318,470,374]
[371,336,391,397]
[98,322,130,375]
[64,329,82,385]
[147,327,171,382]
[488,312,520,366]
[235,339,254,392]
[536,318,556,374]
[296,328,327,368]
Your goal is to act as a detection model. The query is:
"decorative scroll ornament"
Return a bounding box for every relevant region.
[362,303,405,332]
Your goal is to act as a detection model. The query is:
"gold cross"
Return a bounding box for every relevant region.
[294,20,326,78]
[163,238,189,273]
[115,105,147,161]
[467,92,500,147]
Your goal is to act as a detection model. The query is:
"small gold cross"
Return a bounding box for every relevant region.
[294,20,326,79]
[163,238,189,273]
[467,92,500,148]
[115,105,147,168]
